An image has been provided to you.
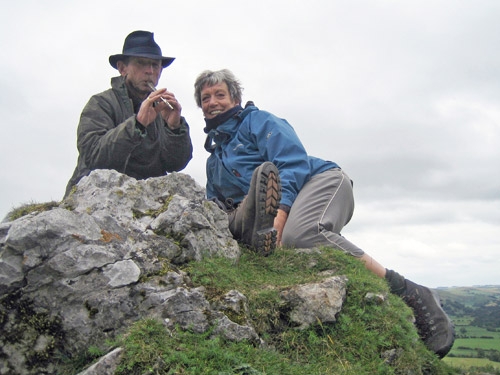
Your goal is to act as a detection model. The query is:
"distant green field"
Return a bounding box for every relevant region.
[453,337,500,351]
[455,325,500,339]
[444,356,500,370]
[448,322,500,366]
[437,286,500,370]
[453,316,474,325]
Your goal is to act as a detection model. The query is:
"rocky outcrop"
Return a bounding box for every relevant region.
[0,170,347,375]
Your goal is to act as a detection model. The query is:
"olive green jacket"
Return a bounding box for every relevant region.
[64,76,192,197]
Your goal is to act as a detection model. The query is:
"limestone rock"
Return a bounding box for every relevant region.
[280,276,347,329]
[0,169,350,375]
[0,170,242,375]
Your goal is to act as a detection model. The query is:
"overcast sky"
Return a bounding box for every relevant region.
[1,0,499,288]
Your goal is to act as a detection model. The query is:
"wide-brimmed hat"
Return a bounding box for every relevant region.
[109,30,175,69]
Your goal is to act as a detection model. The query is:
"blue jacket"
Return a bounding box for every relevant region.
[205,105,338,208]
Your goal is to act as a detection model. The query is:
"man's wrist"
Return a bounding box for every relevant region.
[166,117,182,131]
[135,117,147,137]
[167,122,181,130]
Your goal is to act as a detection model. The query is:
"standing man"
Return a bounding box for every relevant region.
[64,30,192,197]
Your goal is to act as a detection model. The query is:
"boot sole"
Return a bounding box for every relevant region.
[249,162,281,255]
[254,228,278,256]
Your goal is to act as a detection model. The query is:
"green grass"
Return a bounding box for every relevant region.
[3,200,60,221]
[7,203,498,374]
[443,356,500,371]
[453,337,500,351]
[109,247,455,375]
[456,325,500,337]
[446,320,500,371]
[448,337,500,369]
[451,324,500,352]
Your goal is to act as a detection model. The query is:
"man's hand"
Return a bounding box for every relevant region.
[274,208,288,247]
[137,88,182,129]
[158,89,182,130]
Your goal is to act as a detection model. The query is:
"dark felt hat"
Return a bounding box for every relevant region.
[109,30,175,69]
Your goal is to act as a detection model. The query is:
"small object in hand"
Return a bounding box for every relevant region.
[147,82,174,110]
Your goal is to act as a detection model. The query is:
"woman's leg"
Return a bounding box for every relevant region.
[281,168,363,256]
[281,168,454,357]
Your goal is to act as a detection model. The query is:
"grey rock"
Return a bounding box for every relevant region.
[103,259,141,287]
[75,347,123,375]
[0,170,243,375]
[0,169,351,375]
[381,348,404,365]
[365,292,388,305]
[280,276,347,329]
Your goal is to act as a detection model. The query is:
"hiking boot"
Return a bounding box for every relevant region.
[228,162,281,256]
[402,280,455,358]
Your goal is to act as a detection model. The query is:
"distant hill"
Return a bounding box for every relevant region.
[437,286,500,330]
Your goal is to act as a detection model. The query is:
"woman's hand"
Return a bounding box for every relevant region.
[274,208,288,247]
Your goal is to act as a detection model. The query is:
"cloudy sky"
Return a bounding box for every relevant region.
[1,0,499,288]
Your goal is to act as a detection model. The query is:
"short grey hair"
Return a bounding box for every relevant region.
[194,69,243,108]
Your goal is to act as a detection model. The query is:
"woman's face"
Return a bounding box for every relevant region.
[200,82,239,119]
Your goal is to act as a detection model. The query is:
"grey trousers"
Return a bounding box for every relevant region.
[281,168,365,257]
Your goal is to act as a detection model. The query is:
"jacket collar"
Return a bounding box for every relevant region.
[203,105,243,133]
[111,76,135,113]
[204,104,258,153]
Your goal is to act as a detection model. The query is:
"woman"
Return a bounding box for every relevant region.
[194,69,454,358]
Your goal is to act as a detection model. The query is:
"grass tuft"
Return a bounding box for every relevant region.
[4,200,60,221]
[112,247,457,374]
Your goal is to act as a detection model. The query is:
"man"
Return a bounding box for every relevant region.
[194,69,455,358]
[64,31,192,197]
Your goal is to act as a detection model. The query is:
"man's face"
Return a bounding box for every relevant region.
[200,82,239,119]
[118,57,163,95]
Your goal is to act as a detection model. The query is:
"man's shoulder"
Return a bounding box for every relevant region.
[88,78,123,102]
[82,85,121,115]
